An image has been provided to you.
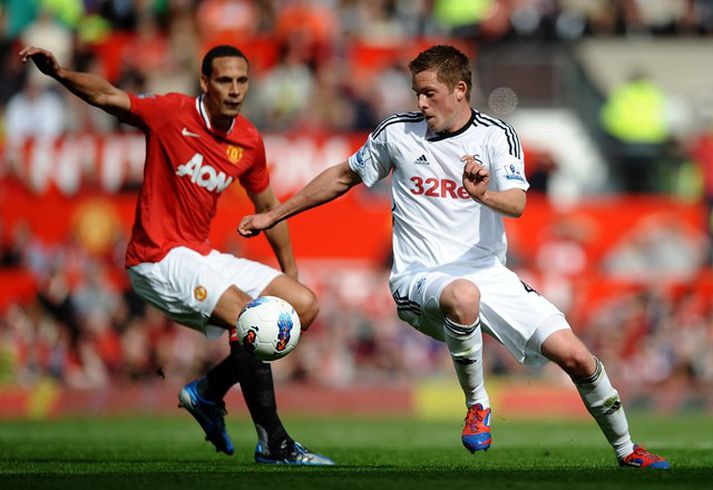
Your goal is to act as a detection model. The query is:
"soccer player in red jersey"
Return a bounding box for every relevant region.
[20,44,334,465]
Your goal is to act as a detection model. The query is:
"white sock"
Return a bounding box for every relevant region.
[575,358,635,459]
[443,317,489,409]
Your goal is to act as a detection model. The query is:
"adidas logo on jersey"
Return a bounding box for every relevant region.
[414,154,429,165]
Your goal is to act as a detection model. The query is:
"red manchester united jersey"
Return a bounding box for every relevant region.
[125,92,269,267]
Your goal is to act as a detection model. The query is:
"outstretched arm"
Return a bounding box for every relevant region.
[238,161,362,237]
[19,46,131,120]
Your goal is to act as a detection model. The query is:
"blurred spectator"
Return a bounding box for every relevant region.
[196,0,260,44]
[433,0,510,40]
[602,215,707,281]
[285,53,383,132]
[601,72,668,145]
[600,71,669,192]
[0,17,25,105]
[0,222,21,267]
[556,0,616,39]
[20,8,73,89]
[120,14,170,93]
[251,41,316,130]
[97,0,139,31]
[4,221,50,277]
[38,0,84,30]
[338,0,410,42]
[273,0,340,69]
[3,0,39,40]
[373,58,414,120]
[4,78,66,142]
[72,261,119,319]
[524,149,558,193]
[159,10,200,94]
[697,0,713,34]
[627,0,695,35]
[535,214,596,308]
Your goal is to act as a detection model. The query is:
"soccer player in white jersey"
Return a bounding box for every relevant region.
[239,45,669,469]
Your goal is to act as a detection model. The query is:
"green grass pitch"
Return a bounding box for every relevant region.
[1,414,712,489]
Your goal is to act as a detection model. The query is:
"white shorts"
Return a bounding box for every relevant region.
[127,246,282,338]
[390,257,570,367]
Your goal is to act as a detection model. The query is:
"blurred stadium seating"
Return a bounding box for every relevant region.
[1,0,712,417]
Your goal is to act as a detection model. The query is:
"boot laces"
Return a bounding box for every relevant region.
[465,406,486,431]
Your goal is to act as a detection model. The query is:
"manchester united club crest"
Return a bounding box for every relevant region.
[194,285,207,302]
[226,145,244,164]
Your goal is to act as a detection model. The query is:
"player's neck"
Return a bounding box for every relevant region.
[201,95,236,133]
[211,115,234,133]
[440,106,473,135]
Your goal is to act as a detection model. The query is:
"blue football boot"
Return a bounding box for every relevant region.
[255,439,335,466]
[178,379,234,455]
[462,403,492,453]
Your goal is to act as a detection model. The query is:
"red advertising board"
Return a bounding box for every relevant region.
[1,132,707,267]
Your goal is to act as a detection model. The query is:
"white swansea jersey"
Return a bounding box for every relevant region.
[348,109,529,280]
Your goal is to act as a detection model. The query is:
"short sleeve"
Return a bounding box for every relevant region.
[239,135,270,194]
[347,125,392,187]
[488,127,529,192]
[128,93,179,129]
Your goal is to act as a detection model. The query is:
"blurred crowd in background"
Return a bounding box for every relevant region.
[3,0,713,139]
[1,0,713,409]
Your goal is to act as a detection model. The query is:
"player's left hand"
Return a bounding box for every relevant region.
[19,46,61,77]
[461,154,489,201]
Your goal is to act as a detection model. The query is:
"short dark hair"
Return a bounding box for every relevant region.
[201,45,249,77]
[409,45,472,99]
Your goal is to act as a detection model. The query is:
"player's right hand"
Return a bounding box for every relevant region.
[461,154,489,201]
[238,213,274,238]
[19,46,61,77]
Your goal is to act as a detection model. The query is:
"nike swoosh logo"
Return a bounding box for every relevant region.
[182,127,200,138]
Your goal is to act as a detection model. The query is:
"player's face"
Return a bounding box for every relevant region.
[200,56,249,120]
[412,69,468,133]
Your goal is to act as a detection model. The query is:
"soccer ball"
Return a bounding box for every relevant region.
[235,296,301,361]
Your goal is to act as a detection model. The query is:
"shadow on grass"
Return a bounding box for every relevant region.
[2,466,711,490]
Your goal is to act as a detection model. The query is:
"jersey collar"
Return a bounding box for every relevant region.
[426,108,476,142]
[196,94,235,135]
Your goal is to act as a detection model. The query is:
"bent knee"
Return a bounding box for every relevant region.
[292,287,319,329]
[440,279,480,325]
[541,330,596,378]
[557,350,595,379]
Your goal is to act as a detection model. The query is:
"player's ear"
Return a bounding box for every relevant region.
[200,74,208,93]
[455,81,467,102]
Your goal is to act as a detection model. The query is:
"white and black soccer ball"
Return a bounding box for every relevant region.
[235,296,301,361]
